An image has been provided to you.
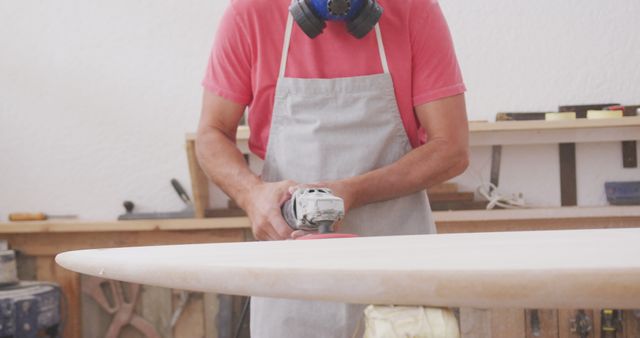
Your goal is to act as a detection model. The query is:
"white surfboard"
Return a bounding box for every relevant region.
[55,228,640,309]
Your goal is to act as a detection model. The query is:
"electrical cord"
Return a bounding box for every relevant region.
[476,183,528,209]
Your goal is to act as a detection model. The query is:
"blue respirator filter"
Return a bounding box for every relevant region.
[289,0,383,39]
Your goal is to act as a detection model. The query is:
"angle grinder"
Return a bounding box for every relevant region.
[281,188,357,239]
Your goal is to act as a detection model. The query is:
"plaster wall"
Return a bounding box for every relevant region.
[1,0,638,219]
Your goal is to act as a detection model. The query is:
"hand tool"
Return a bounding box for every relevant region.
[281,187,356,239]
[8,213,77,222]
[118,178,194,220]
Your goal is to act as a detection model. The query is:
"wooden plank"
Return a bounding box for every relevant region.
[432,206,640,223]
[433,207,640,233]
[203,293,220,338]
[140,286,173,338]
[0,217,250,234]
[469,126,640,146]
[430,200,489,211]
[6,229,247,256]
[525,309,558,338]
[173,292,205,338]
[428,182,459,194]
[560,104,619,119]
[3,207,640,236]
[491,309,526,338]
[623,310,640,338]
[37,256,82,338]
[428,192,475,203]
[460,308,491,338]
[186,138,210,218]
[559,143,577,206]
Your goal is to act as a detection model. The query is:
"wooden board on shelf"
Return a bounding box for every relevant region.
[428,182,459,194]
[428,192,475,203]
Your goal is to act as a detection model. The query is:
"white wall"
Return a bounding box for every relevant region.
[1,0,639,220]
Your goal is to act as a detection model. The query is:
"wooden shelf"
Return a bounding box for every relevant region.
[470,116,640,146]
[186,116,640,146]
[468,116,640,132]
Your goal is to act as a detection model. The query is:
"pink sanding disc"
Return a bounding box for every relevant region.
[297,233,358,240]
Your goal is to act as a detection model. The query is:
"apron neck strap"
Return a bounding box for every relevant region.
[278,14,390,78]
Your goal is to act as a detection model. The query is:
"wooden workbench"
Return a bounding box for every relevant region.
[0,218,251,338]
[2,206,639,337]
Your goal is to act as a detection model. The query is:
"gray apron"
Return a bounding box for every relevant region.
[250,13,436,338]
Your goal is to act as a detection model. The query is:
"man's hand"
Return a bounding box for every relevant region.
[245,180,298,241]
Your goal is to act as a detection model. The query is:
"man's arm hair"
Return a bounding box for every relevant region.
[195,90,261,210]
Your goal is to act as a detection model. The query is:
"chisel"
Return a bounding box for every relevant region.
[8,213,78,222]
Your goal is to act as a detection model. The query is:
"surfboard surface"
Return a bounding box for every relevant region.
[55,228,640,309]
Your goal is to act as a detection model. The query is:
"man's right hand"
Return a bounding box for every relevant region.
[243,180,298,241]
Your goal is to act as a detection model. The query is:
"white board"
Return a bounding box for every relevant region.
[55,228,640,309]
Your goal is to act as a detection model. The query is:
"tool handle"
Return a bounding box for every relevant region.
[9,212,47,221]
[171,179,192,204]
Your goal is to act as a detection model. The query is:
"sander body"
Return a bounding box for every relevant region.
[281,188,356,239]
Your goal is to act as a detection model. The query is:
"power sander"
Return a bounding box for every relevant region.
[236,188,358,337]
[281,188,357,239]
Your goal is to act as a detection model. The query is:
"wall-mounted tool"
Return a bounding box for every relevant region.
[118,179,194,220]
[570,310,592,338]
[281,188,356,239]
[8,213,77,222]
[600,309,622,338]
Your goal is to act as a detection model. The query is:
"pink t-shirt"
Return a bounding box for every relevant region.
[203,0,465,159]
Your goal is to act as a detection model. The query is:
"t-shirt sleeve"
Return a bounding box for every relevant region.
[202,3,253,105]
[410,0,466,107]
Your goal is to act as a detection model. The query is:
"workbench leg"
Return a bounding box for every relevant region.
[37,256,81,338]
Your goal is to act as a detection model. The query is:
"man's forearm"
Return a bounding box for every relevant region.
[345,138,469,209]
[195,127,261,210]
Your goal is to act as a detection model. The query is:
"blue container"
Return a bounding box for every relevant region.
[605,181,640,205]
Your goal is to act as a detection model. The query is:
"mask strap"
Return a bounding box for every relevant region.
[280,14,388,77]
[374,24,389,74]
[279,14,295,78]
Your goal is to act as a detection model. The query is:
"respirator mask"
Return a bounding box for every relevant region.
[289,0,383,39]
